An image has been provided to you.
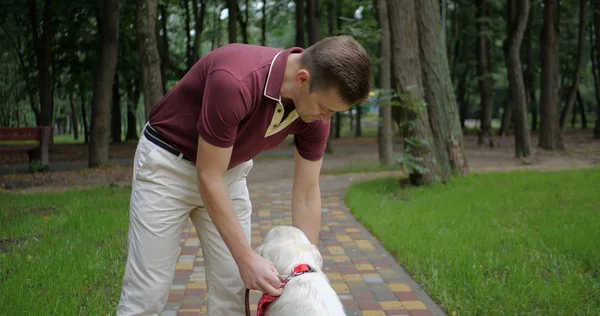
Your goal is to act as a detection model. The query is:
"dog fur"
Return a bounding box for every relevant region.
[254,225,347,316]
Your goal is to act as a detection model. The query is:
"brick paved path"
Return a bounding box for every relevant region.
[163,171,446,316]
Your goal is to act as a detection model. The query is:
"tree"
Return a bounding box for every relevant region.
[475,0,495,146]
[388,0,439,186]
[539,0,561,149]
[416,0,469,177]
[505,0,532,158]
[559,0,588,147]
[375,0,394,165]
[89,0,120,167]
[137,0,164,118]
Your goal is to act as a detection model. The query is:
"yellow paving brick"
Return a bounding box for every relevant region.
[328,246,345,255]
[331,282,350,293]
[185,238,200,247]
[336,235,352,243]
[176,262,193,270]
[388,283,411,292]
[329,222,340,226]
[356,263,375,271]
[380,301,404,310]
[258,209,270,217]
[326,272,343,280]
[196,249,203,256]
[331,210,344,215]
[187,281,207,289]
[178,309,202,313]
[402,301,427,310]
[356,239,375,250]
[361,311,386,316]
[333,255,350,263]
[343,274,362,281]
[345,228,361,233]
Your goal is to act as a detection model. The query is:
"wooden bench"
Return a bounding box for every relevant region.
[0,126,53,172]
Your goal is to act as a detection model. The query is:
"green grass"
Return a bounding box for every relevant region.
[0,186,131,315]
[346,168,600,316]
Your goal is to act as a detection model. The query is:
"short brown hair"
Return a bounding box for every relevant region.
[300,35,372,106]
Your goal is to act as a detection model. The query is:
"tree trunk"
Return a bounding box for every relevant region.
[524,3,537,132]
[295,0,305,47]
[306,0,320,45]
[80,84,89,143]
[506,0,532,158]
[594,0,600,139]
[475,0,495,146]
[261,0,267,46]
[576,89,587,129]
[28,0,54,127]
[111,72,122,143]
[89,0,120,167]
[559,0,587,145]
[375,0,394,165]
[416,0,469,177]
[539,0,561,149]
[138,0,164,119]
[388,0,439,186]
[126,78,141,141]
[226,0,237,43]
[69,90,79,140]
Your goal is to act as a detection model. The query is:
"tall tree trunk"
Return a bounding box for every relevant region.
[138,0,164,119]
[594,0,600,139]
[226,0,237,43]
[375,0,394,165]
[126,78,141,141]
[261,0,267,46]
[69,90,79,140]
[111,73,122,143]
[559,0,587,145]
[295,0,305,47]
[89,0,120,167]
[576,89,587,128]
[506,0,532,158]
[235,0,249,44]
[388,0,439,186]
[539,0,561,149]
[80,84,89,143]
[524,5,538,132]
[28,0,54,127]
[475,0,495,146]
[192,0,207,61]
[306,0,320,45]
[416,0,469,177]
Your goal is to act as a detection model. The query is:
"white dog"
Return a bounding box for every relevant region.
[253,225,347,316]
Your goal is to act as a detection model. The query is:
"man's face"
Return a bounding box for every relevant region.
[292,71,350,123]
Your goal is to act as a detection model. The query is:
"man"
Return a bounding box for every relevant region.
[117,35,371,316]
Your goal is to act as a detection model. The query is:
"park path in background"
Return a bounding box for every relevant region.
[163,170,446,316]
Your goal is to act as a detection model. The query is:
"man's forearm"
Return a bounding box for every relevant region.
[291,185,322,244]
[197,172,254,264]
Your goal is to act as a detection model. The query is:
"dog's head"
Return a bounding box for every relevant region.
[255,225,323,274]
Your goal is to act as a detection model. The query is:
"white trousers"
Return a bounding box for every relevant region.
[117,131,253,316]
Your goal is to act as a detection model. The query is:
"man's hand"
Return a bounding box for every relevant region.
[291,148,324,244]
[238,253,284,296]
[196,136,282,296]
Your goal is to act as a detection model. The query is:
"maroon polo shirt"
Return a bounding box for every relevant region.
[147,43,330,170]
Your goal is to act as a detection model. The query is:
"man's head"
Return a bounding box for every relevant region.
[287,36,372,123]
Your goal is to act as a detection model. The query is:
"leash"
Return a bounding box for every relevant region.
[245,288,251,316]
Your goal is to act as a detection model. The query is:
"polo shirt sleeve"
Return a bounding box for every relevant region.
[197,69,250,148]
[293,120,331,161]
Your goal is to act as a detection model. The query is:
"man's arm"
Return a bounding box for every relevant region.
[291,147,324,244]
[196,136,283,296]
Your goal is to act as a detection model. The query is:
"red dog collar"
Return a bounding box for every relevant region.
[256,264,315,316]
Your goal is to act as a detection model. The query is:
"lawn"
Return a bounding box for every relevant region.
[0,186,131,315]
[346,168,600,316]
